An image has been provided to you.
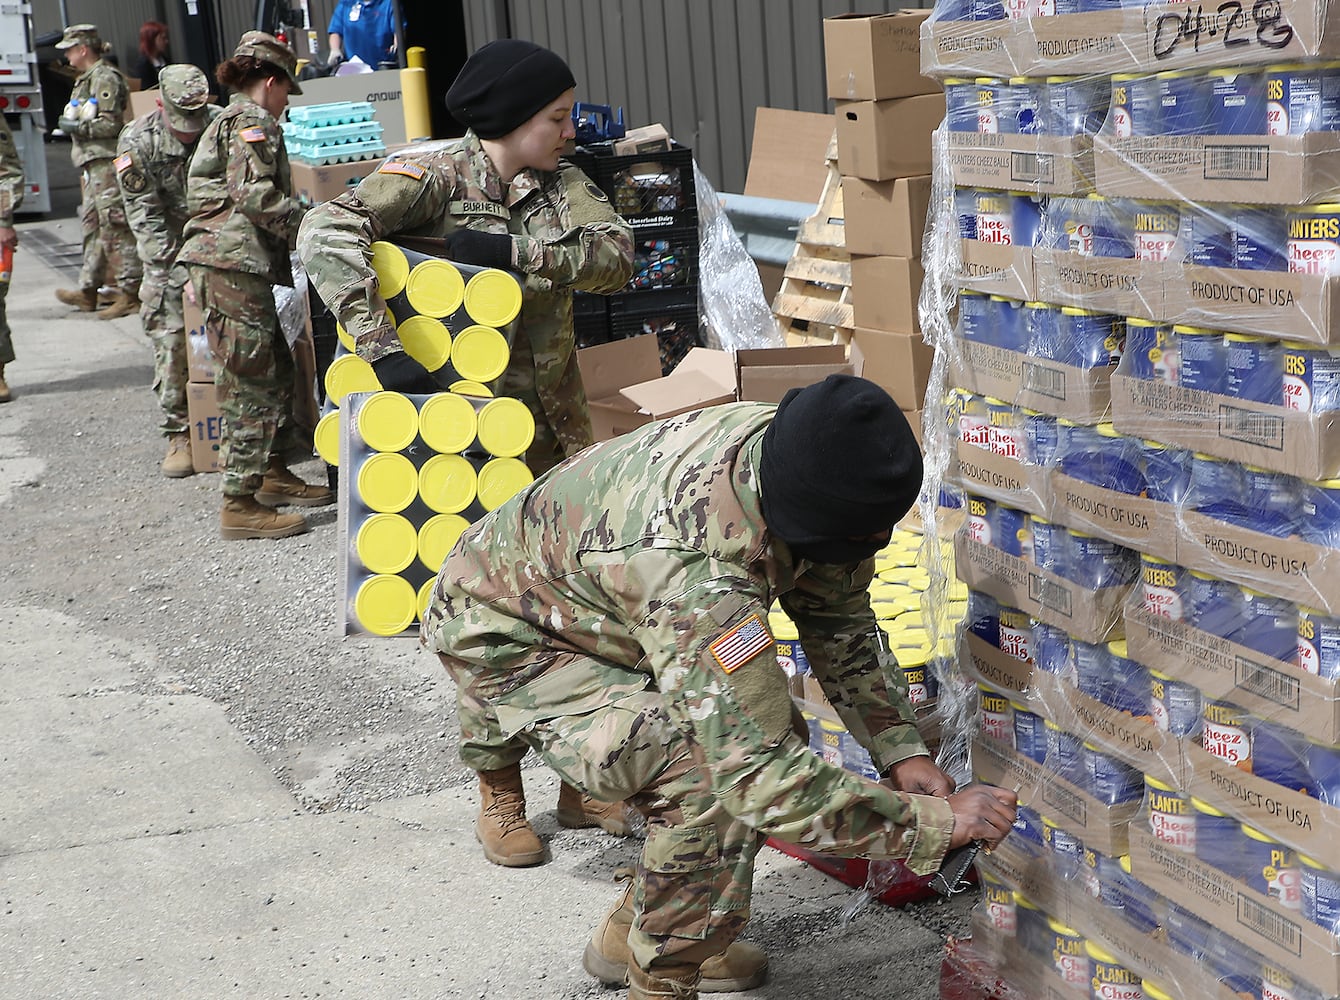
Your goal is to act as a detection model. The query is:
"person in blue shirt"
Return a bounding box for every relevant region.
[327,0,398,69]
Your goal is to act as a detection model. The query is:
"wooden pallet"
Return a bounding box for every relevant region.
[771,135,853,347]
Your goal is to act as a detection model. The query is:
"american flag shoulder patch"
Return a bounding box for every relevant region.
[379,161,427,181]
[240,126,268,142]
[708,613,773,675]
[113,152,133,173]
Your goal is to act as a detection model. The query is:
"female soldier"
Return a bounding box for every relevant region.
[298,39,635,866]
[179,32,331,541]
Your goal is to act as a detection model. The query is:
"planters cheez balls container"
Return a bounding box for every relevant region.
[1110,73,1160,137]
[1056,307,1121,369]
[956,392,990,447]
[1046,75,1108,136]
[1180,202,1235,267]
[1241,821,1302,909]
[1175,325,1227,393]
[954,187,979,238]
[1007,77,1044,134]
[1308,736,1340,805]
[996,606,1033,663]
[1201,697,1252,769]
[1251,719,1316,796]
[1123,318,1177,382]
[1261,962,1325,1000]
[1283,342,1340,412]
[1266,63,1340,135]
[1156,69,1212,135]
[1210,67,1267,134]
[1286,204,1340,275]
[1011,699,1047,762]
[972,190,1015,245]
[945,79,978,132]
[980,868,1016,933]
[1084,741,1144,804]
[1145,774,1196,851]
[1233,204,1288,271]
[1298,605,1340,679]
[1132,201,1180,262]
[1192,796,1248,877]
[1139,553,1183,620]
[1047,918,1088,990]
[1140,438,1192,504]
[978,682,1013,742]
[1085,941,1142,1000]
[972,77,1012,133]
[1223,334,1283,405]
[1178,568,1245,639]
[1150,667,1202,738]
[986,397,1023,459]
[1299,853,1340,934]
[1022,408,1059,467]
[957,290,991,341]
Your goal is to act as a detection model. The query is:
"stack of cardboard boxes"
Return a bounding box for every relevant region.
[823,11,944,428]
[921,3,1340,998]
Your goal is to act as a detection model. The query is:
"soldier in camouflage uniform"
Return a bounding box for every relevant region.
[116,64,219,478]
[179,32,332,541]
[300,39,635,861]
[52,25,141,321]
[0,115,24,403]
[422,377,1018,1000]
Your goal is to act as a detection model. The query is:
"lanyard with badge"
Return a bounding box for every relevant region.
[348,2,361,21]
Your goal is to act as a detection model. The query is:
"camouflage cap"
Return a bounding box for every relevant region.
[55,23,101,50]
[233,31,303,95]
[157,64,211,133]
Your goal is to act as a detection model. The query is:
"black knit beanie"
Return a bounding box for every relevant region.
[759,375,923,545]
[445,39,576,140]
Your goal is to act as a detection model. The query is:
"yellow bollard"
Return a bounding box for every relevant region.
[407,46,427,69]
[401,66,432,142]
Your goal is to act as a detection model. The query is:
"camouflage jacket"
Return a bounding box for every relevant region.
[422,403,954,873]
[0,116,23,227]
[115,105,220,298]
[178,93,301,286]
[67,59,130,167]
[298,131,633,392]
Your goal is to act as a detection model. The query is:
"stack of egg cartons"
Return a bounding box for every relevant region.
[333,242,535,637]
[921,2,1340,998]
[283,101,386,165]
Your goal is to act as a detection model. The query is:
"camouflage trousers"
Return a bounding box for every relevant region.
[141,268,189,435]
[78,157,141,294]
[188,266,301,496]
[0,275,12,366]
[441,652,762,975]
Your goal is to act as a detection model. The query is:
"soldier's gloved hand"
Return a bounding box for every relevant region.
[372,351,439,394]
[443,229,514,270]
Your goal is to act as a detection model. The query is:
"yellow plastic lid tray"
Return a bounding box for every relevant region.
[356,451,419,513]
[451,325,510,383]
[476,457,534,510]
[354,573,418,636]
[395,315,451,372]
[417,453,477,514]
[463,268,523,328]
[418,513,471,571]
[404,258,465,318]
[324,353,382,404]
[475,396,535,459]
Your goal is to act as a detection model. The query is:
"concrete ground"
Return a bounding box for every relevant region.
[0,137,974,1000]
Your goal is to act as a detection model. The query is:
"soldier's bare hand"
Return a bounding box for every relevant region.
[886,755,955,797]
[0,227,16,250]
[946,784,1017,850]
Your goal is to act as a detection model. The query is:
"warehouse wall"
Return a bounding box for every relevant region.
[460,0,929,195]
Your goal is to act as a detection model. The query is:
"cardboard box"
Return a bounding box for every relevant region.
[824,10,938,101]
[128,88,159,123]
[950,439,1050,518]
[960,632,1057,705]
[1110,372,1340,480]
[946,133,1094,196]
[186,382,221,474]
[1163,262,1340,346]
[575,336,735,442]
[286,69,408,145]
[957,238,1037,301]
[1047,675,1184,787]
[834,94,945,181]
[849,255,924,334]
[734,345,853,403]
[184,293,214,383]
[950,339,1114,423]
[974,735,1139,858]
[954,529,1130,644]
[613,123,671,155]
[744,108,836,205]
[842,175,931,259]
[1129,827,1340,997]
[848,327,934,409]
[1049,469,1168,553]
[1095,132,1340,205]
[1032,247,1163,319]
[1125,598,1340,745]
[288,158,382,206]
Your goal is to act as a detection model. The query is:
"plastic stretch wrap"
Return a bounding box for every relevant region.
[692,162,785,351]
[277,252,312,350]
[916,2,1340,994]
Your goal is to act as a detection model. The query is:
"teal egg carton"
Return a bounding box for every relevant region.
[288,138,387,165]
[284,120,385,146]
[287,101,376,128]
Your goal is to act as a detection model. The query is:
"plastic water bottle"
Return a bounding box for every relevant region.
[79,97,98,122]
[62,97,81,121]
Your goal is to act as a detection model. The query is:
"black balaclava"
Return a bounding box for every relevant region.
[759,374,923,564]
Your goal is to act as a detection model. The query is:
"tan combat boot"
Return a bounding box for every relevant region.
[220,494,308,540]
[96,289,140,320]
[56,287,98,311]
[161,433,195,478]
[628,963,701,1000]
[476,764,545,867]
[557,780,635,836]
[0,365,10,404]
[256,459,334,507]
[583,871,769,993]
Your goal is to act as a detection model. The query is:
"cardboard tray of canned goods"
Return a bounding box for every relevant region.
[957,238,1037,301]
[945,133,1095,196]
[949,438,1051,518]
[1128,826,1340,994]
[949,344,1115,424]
[920,0,1340,80]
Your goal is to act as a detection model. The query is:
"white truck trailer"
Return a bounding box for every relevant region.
[0,1,49,214]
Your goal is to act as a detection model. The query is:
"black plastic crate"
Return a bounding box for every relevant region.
[572,291,611,350]
[587,143,697,231]
[625,224,698,293]
[608,286,699,375]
